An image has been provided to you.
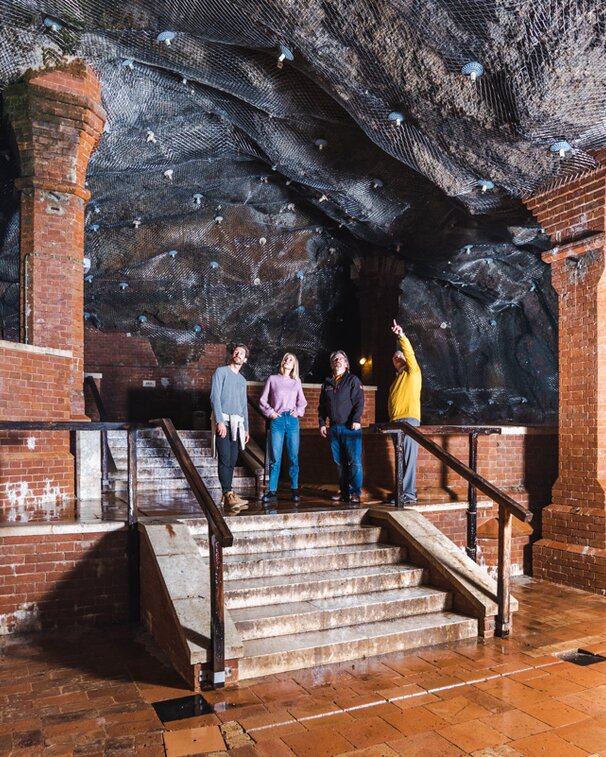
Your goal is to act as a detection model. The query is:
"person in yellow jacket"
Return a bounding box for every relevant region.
[388,319,422,504]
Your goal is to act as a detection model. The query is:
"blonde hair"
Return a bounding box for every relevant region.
[280,352,299,380]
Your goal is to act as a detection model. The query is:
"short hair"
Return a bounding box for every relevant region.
[280,352,299,380]
[231,343,249,359]
[329,350,349,370]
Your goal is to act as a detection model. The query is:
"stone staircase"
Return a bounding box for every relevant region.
[189,510,478,680]
[106,429,256,503]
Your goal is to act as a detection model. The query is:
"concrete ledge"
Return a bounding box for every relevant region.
[0,339,72,359]
[0,521,124,536]
[366,508,518,634]
[141,521,243,672]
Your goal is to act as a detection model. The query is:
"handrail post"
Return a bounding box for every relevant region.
[209,532,226,687]
[395,430,405,508]
[496,505,513,637]
[127,427,139,623]
[466,432,479,561]
[101,429,109,491]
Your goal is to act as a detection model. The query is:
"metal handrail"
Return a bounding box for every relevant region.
[375,421,532,637]
[150,417,232,688]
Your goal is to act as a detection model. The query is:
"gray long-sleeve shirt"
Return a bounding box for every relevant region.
[210,365,249,431]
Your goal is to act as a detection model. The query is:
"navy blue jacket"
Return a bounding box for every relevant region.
[318,371,365,428]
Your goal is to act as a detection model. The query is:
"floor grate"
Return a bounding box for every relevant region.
[152,694,213,723]
[557,649,606,666]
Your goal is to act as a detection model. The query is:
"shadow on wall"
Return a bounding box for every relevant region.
[127,389,211,428]
[1,529,178,688]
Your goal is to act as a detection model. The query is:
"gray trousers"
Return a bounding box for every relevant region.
[392,417,420,500]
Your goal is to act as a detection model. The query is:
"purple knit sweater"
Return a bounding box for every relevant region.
[259,374,307,418]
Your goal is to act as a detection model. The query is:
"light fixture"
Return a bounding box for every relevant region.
[132,219,142,228]
[259,176,268,183]
[371,178,383,189]
[163,169,173,181]
[318,194,328,203]
[167,250,177,258]
[122,58,134,69]
[259,237,267,245]
[277,44,294,69]
[477,179,494,193]
[43,16,62,32]
[214,215,223,224]
[461,61,484,81]
[89,224,99,232]
[209,261,220,268]
[388,111,405,126]
[314,138,328,150]
[464,245,473,254]
[156,31,176,46]
[146,130,157,143]
[84,274,93,283]
[253,277,261,285]
[84,311,91,320]
[359,357,367,366]
[119,281,128,290]
[192,324,202,334]
[83,258,91,274]
[550,140,572,158]
[192,193,203,205]
[295,306,305,314]
[296,271,305,279]
[137,314,148,324]
[287,202,295,211]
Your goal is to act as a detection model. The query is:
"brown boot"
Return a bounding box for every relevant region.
[229,491,249,509]
[221,491,243,514]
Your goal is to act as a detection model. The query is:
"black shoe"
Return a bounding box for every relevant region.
[291,489,300,502]
[262,490,277,503]
[331,492,349,502]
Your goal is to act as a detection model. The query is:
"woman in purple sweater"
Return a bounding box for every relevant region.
[259,353,307,502]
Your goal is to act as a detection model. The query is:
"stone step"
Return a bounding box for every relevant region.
[110,448,214,461]
[110,478,256,494]
[230,586,452,640]
[111,465,250,479]
[218,543,407,580]
[196,525,386,555]
[237,611,477,679]
[187,510,367,536]
[107,429,212,440]
[225,563,426,609]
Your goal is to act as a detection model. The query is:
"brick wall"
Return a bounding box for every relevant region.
[524,152,606,594]
[84,331,226,425]
[247,382,376,437]
[0,341,76,522]
[0,525,128,634]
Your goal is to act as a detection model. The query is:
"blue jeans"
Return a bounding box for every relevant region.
[268,412,300,491]
[329,425,363,497]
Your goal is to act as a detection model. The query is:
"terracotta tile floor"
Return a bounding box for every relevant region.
[3,576,606,755]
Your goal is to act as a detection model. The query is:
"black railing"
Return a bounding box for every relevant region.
[375,421,531,638]
[0,417,232,687]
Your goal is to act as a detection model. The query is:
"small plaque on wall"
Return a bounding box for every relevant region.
[142,379,156,388]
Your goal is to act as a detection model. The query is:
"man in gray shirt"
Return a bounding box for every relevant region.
[210,344,250,513]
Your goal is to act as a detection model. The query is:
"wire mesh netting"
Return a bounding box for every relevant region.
[0,0,591,420]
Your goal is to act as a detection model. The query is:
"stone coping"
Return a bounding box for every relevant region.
[0,339,72,359]
[247,381,378,390]
[0,520,124,537]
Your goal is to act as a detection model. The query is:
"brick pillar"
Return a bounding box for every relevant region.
[525,151,606,592]
[352,255,406,421]
[4,61,106,418]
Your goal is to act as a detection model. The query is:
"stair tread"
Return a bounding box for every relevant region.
[199,524,382,544]
[241,611,474,657]
[225,562,422,592]
[218,542,402,566]
[230,585,449,622]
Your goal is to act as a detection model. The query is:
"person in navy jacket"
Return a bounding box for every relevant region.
[318,350,364,503]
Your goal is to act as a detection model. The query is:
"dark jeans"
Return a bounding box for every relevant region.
[329,424,363,497]
[391,417,420,500]
[268,412,300,491]
[216,431,239,494]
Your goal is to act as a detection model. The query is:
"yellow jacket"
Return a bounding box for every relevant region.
[388,335,422,421]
